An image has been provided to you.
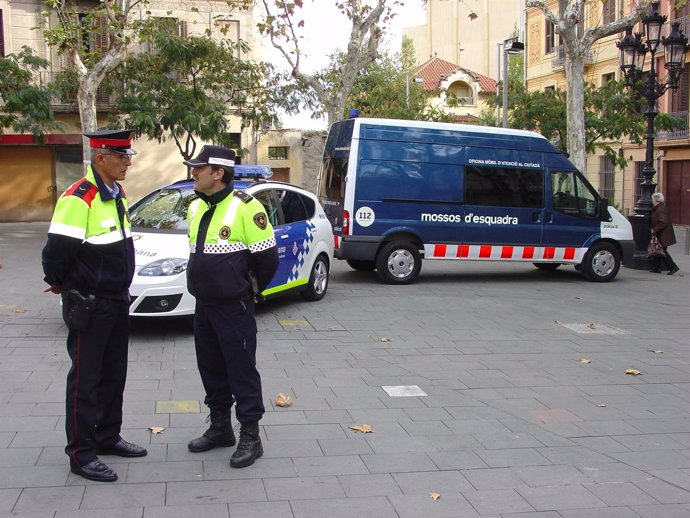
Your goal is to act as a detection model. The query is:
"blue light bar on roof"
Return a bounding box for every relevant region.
[234,165,273,179]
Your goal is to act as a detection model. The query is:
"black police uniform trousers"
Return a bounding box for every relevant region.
[193,299,265,423]
[62,294,129,466]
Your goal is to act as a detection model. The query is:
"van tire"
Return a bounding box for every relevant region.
[582,242,620,282]
[376,241,422,284]
[301,254,329,301]
[346,260,376,272]
[534,263,560,271]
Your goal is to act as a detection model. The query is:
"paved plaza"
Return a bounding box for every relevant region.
[1,221,690,518]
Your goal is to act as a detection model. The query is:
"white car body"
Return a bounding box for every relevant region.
[128,171,334,317]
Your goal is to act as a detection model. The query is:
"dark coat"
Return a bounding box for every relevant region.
[651,202,676,247]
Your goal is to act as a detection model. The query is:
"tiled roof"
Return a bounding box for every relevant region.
[415,57,497,94]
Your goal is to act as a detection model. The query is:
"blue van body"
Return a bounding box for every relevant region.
[317,117,634,284]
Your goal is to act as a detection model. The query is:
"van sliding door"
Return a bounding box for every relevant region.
[463,165,544,248]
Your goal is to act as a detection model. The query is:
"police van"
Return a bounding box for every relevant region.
[317,116,634,284]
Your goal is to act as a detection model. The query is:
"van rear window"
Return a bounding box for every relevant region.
[357,160,461,203]
[465,166,543,208]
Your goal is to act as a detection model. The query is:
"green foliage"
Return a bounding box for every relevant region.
[479,57,683,169]
[112,32,301,161]
[0,46,59,138]
[343,37,453,122]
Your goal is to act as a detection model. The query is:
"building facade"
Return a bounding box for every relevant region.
[525,0,690,225]
[403,0,524,80]
[0,0,264,221]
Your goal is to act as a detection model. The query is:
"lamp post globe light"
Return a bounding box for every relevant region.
[617,1,688,269]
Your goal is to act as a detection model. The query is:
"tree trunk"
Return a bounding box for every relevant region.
[565,53,586,173]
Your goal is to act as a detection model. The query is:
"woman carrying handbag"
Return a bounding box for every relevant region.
[649,192,680,275]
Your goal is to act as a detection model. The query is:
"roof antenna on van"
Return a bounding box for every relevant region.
[349,108,360,118]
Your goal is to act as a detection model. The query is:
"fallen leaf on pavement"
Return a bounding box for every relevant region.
[555,320,563,325]
[149,426,165,434]
[429,491,441,501]
[598,403,607,407]
[380,337,391,342]
[625,369,642,376]
[577,358,592,364]
[350,424,374,434]
[587,323,596,329]
[274,393,293,407]
[13,308,28,314]
[648,349,663,354]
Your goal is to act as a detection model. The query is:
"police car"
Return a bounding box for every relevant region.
[128,166,334,316]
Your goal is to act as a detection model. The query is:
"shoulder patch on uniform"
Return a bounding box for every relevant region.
[253,212,268,230]
[234,189,253,203]
[65,179,99,207]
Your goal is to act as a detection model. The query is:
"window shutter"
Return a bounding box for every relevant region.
[0,9,6,57]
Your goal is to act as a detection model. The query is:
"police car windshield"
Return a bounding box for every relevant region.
[130,187,196,231]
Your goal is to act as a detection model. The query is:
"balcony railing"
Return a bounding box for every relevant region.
[36,71,121,110]
[656,110,690,141]
[551,45,594,70]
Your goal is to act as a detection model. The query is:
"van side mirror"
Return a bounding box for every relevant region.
[599,197,609,219]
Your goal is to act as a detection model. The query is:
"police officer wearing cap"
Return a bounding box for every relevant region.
[184,145,279,468]
[42,129,147,482]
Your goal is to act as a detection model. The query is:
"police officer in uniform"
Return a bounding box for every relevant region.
[185,145,279,468]
[42,130,147,482]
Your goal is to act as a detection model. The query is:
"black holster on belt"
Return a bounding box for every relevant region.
[66,289,96,331]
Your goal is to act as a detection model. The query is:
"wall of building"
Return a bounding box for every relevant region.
[404,0,523,76]
[254,129,326,194]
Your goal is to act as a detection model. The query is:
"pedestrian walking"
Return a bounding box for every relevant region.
[650,192,680,275]
[41,129,147,483]
[184,145,279,468]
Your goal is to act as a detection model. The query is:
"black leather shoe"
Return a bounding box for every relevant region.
[70,459,118,482]
[668,266,679,275]
[98,439,148,458]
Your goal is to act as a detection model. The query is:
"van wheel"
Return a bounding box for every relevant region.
[301,254,329,301]
[346,260,376,272]
[376,241,422,285]
[533,263,561,271]
[582,242,620,282]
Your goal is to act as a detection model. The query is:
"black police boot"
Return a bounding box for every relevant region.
[188,408,236,452]
[230,421,263,468]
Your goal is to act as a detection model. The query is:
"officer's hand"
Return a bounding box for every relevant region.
[43,285,61,295]
[254,293,265,304]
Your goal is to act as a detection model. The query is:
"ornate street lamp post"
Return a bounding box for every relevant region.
[617,1,688,269]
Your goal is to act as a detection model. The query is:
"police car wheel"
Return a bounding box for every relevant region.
[582,242,620,282]
[301,254,329,301]
[346,260,376,272]
[533,263,561,271]
[375,241,422,285]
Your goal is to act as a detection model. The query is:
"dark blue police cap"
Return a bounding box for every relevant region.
[183,145,236,168]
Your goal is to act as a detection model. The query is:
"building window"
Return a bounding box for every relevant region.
[598,155,615,201]
[0,9,5,57]
[545,21,556,54]
[603,0,616,24]
[602,72,616,85]
[268,146,288,160]
[633,161,644,204]
[544,85,556,92]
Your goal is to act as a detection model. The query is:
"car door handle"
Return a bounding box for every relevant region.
[280,234,289,239]
[544,212,553,223]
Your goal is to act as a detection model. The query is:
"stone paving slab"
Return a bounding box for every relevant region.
[2,222,690,517]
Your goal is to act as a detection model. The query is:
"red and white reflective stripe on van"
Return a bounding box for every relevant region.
[334,235,341,249]
[424,244,586,263]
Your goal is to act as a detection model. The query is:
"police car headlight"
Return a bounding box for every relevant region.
[138,258,188,276]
